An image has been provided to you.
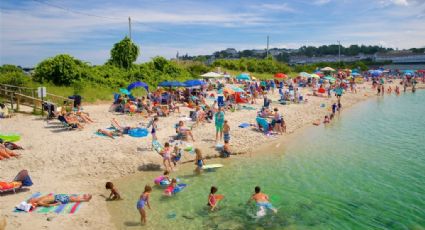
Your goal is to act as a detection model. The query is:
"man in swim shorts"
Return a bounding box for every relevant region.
[28,194,92,207]
[248,186,277,213]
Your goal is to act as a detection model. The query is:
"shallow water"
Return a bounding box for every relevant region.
[108,91,425,230]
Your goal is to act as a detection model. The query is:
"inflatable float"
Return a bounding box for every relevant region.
[164,183,187,196]
[0,134,21,142]
[202,164,224,171]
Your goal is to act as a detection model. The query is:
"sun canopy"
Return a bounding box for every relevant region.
[310,74,320,79]
[158,81,186,87]
[236,73,250,81]
[127,81,149,91]
[200,72,223,78]
[321,67,335,72]
[184,79,206,87]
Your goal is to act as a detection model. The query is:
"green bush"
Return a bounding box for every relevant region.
[0,71,29,86]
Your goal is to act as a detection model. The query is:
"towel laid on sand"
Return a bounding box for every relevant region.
[14,193,82,214]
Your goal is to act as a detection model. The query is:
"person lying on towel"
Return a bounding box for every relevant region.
[29,194,92,208]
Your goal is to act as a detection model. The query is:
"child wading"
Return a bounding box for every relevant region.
[137,185,152,225]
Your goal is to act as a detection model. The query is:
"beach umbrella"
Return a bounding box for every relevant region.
[274,73,287,79]
[236,73,250,81]
[403,70,414,74]
[324,76,336,81]
[127,81,149,91]
[417,70,425,73]
[200,72,223,78]
[223,87,235,94]
[158,81,186,87]
[184,79,206,87]
[352,72,361,76]
[310,74,320,79]
[321,67,335,72]
[231,86,245,93]
[299,72,311,78]
[119,88,130,95]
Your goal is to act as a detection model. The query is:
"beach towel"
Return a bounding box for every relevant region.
[14,193,82,214]
[152,140,163,153]
[242,106,256,110]
[238,123,250,128]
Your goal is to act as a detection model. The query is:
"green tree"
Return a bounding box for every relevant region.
[0,71,29,86]
[108,36,140,69]
[33,54,87,85]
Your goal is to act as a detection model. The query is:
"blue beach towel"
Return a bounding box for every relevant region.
[239,123,250,128]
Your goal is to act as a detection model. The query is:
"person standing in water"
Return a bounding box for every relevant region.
[137,185,152,225]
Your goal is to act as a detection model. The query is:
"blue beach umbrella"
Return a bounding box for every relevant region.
[236,73,250,81]
[184,79,206,87]
[158,81,186,87]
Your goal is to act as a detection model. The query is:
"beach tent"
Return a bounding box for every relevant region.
[321,67,335,72]
[184,79,206,87]
[200,72,223,78]
[274,73,287,79]
[299,72,311,78]
[236,73,250,81]
[158,81,186,87]
[127,81,149,91]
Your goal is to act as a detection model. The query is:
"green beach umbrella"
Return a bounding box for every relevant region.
[310,74,320,79]
[299,72,311,78]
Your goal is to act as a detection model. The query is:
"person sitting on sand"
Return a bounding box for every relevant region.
[0,144,20,160]
[323,115,330,124]
[97,129,122,139]
[177,121,195,142]
[29,194,92,208]
[247,186,277,213]
[105,182,121,200]
[62,112,84,129]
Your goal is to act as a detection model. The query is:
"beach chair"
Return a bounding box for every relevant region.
[57,116,77,130]
[152,140,163,154]
[0,170,33,194]
[256,117,270,134]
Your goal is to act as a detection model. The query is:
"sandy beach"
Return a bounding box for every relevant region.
[0,82,422,230]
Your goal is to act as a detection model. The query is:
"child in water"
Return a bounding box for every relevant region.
[105,182,121,200]
[164,178,177,196]
[194,148,205,173]
[160,142,173,171]
[137,185,152,225]
[154,170,170,185]
[248,186,277,214]
[222,140,231,158]
[207,186,224,211]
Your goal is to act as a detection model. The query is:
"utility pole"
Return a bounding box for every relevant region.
[128,17,132,40]
[337,40,341,64]
[266,35,270,58]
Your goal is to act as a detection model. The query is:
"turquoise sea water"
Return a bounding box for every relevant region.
[108,91,425,230]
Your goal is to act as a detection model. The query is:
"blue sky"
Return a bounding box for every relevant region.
[1,0,424,66]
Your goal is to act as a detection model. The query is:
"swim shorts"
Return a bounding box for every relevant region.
[224,133,230,141]
[256,202,274,210]
[54,194,70,204]
[216,124,223,132]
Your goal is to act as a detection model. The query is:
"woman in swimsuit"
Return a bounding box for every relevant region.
[137,185,152,225]
[151,117,159,141]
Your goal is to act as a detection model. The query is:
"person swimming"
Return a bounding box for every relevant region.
[248,186,277,214]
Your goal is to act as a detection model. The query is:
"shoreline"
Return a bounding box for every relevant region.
[0,82,422,230]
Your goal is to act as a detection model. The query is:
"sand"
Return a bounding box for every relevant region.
[0,82,421,230]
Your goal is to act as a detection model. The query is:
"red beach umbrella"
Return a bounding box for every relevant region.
[274,73,287,79]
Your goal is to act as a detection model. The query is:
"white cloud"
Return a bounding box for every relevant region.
[313,0,332,5]
[257,3,296,12]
